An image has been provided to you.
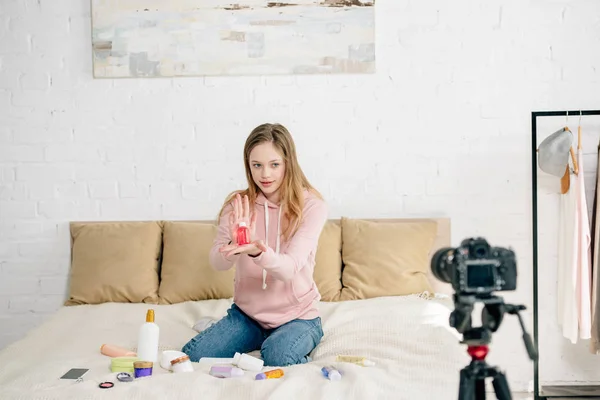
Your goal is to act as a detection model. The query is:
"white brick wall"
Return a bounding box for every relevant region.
[0,0,599,392]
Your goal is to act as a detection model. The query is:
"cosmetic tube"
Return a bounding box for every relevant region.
[209,365,244,378]
[255,368,284,380]
[321,366,342,381]
[335,355,375,366]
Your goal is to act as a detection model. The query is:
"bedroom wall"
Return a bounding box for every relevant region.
[1,0,599,392]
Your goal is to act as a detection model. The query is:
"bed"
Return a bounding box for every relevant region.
[0,217,470,400]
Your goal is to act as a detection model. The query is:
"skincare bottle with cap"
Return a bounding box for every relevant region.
[137,309,159,362]
[236,222,250,245]
[232,352,264,371]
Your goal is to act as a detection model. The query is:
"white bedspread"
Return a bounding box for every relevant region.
[0,294,470,400]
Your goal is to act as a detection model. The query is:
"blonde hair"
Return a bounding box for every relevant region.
[218,123,322,241]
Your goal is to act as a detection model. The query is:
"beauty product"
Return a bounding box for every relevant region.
[100,344,137,358]
[160,350,188,370]
[335,355,375,367]
[116,372,133,382]
[209,365,244,378]
[170,355,194,373]
[236,222,250,245]
[110,357,139,373]
[232,352,264,371]
[255,368,284,380]
[321,366,342,381]
[199,357,235,365]
[137,309,159,362]
[133,361,153,378]
[98,381,114,389]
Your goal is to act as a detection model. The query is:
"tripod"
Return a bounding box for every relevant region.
[451,295,538,400]
[458,332,511,400]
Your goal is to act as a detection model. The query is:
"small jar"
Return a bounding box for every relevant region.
[170,355,194,373]
[133,361,153,378]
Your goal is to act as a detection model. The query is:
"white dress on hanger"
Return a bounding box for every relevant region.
[557,170,579,343]
[575,147,592,340]
[557,148,592,344]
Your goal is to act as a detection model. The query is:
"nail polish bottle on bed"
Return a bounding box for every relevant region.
[237,222,250,245]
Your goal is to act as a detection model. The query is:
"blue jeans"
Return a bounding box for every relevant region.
[182,304,323,366]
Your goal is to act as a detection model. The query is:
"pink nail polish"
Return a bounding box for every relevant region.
[237,222,250,245]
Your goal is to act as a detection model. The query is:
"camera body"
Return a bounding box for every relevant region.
[431,237,517,295]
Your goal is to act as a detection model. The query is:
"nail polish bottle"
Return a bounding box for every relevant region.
[237,222,250,245]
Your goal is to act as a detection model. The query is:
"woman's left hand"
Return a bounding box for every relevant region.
[219,240,268,259]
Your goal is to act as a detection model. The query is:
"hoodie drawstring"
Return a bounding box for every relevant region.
[262,201,282,290]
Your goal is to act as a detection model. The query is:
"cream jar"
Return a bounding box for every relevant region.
[170,355,194,373]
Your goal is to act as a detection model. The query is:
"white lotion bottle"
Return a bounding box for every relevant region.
[137,309,159,362]
[232,352,264,371]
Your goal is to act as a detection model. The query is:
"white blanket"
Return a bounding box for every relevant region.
[0,295,470,400]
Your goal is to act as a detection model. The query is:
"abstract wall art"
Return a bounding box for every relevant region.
[91,0,375,78]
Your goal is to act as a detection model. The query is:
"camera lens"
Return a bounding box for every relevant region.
[430,247,454,284]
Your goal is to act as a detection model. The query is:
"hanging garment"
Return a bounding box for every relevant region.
[557,173,578,343]
[590,142,600,354]
[557,147,592,344]
[574,147,592,341]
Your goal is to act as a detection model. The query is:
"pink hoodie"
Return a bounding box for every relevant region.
[209,189,328,329]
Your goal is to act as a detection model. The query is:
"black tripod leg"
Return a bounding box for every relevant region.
[475,379,486,400]
[491,371,512,400]
[458,368,475,400]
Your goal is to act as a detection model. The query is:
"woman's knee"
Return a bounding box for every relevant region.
[181,333,206,362]
[181,305,265,362]
[261,346,307,367]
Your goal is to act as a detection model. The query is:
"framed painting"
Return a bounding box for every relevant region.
[91,0,375,77]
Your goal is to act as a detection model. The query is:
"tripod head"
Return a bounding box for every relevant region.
[450,293,538,362]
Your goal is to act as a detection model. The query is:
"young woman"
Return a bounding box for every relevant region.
[181,123,328,367]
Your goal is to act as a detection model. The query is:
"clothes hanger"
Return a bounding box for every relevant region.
[567,112,578,174]
[560,112,579,194]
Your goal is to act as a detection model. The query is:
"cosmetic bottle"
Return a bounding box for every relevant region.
[255,368,284,380]
[137,309,160,362]
[335,355,375,366]
[209,365,244,378]
[232,352,264,371]
[237,222,250,245]
[100,344,137,358]
[321,366,342,381]
[199,357,235,365]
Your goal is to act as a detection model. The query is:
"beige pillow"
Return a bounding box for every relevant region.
[158,221,235,304]
[313,220,343,301]
[65,222,162,306]
[339,218,437,301]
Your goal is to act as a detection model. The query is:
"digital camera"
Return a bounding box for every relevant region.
[430,237,517,294]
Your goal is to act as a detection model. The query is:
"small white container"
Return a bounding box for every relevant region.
[170,355,194,373]
[199,357,234,365]
[160,350,187,370]
[232,352,264,371]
